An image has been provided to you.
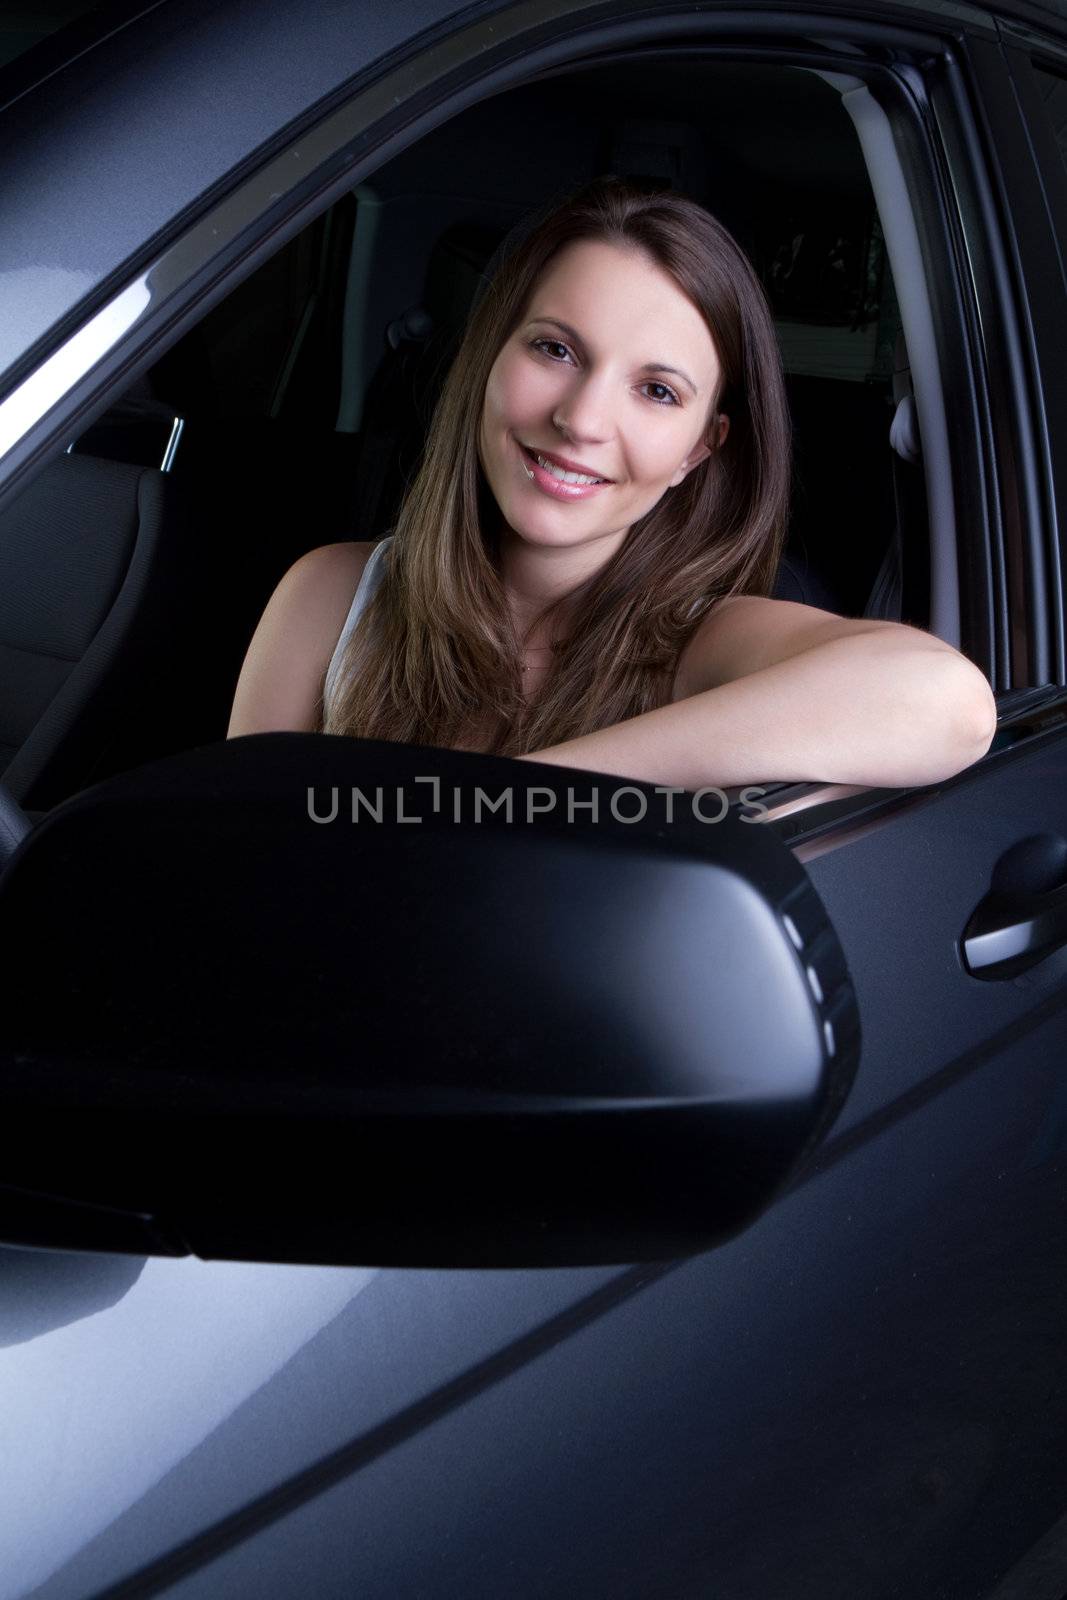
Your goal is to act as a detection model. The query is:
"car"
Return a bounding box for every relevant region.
[1,0,1066,1595]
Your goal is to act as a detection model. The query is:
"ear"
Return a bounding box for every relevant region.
[668,414,729,487]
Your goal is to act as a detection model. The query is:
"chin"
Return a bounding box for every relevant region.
[507,505,595,541]
[501,521,571,550]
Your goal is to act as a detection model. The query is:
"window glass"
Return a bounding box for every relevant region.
[0,2,106,72]
[1033,61,1067,173]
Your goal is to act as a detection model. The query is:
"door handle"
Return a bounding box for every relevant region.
[962,833,1067,980]
[962,883,1067,979]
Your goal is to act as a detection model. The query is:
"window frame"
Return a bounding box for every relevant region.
[0,2,1032,843]
[994,26,1067,683]
[938,25,1067,692]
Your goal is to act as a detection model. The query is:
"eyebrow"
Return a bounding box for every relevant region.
[527,316,700,396]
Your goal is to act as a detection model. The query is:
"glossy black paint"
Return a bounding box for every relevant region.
[2,0,1067,1596]
[0,0,453,390]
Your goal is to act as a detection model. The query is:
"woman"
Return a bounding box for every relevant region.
[228,177,996,790]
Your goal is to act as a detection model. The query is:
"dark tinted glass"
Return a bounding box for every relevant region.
[1034,62,1067,172]
[0,2,103,71]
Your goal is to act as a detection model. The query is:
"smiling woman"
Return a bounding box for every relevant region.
[478,236,731,576]
[226,175,995,788]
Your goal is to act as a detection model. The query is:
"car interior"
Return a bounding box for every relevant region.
[0,57,930,815]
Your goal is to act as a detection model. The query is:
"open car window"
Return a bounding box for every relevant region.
[0,55,940,813]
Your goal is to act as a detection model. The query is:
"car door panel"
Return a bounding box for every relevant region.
[11,725,1067,1600]
[798,728,1067,1134]
[28,1004,1059,1600]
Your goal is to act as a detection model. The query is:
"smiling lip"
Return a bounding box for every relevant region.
[517,442,612,502]
[519,442,613,481]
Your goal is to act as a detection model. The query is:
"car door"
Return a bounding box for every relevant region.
[2,3,1067,1599]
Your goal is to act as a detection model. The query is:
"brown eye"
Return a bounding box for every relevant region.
[530,337,572,362]
[643,381,680,406]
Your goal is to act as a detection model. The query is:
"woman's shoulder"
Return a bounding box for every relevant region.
[291,539,379,589]
[227,542,381,738]
[282,540,380,629]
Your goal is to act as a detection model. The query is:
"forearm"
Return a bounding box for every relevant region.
[516,632,997,791]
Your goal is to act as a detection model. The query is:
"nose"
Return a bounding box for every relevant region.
[551,370,615,444]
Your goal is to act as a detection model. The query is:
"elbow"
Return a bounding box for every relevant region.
[925,654,998,781]
[873,651,997,788]
[971,679,999,759]
[955,659,998,763]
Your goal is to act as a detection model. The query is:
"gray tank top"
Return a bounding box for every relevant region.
[323,535,394,713]
[323,533,702,717]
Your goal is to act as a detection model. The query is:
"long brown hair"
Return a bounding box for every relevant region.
[320,175,792,755]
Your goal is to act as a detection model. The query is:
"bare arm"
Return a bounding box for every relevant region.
[516,604,998,790]
[227,542,374,737]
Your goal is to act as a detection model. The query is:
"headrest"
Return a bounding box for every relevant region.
[890,393,921,464]
[469,195,567,317]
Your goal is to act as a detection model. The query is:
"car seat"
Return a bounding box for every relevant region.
[0,423,226,812]
[863,326,925,624]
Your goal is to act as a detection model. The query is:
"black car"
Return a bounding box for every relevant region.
[1,0,1067,1595]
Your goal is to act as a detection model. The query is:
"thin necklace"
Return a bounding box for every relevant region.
[522,644,554,674]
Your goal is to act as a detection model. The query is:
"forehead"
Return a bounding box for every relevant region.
[525,238,718,370]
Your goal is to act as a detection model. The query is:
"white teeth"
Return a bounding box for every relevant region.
[535,452,604,485]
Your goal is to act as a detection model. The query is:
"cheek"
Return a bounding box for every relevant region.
[625,434,667,484]
[625,426,693,490]
[488,349,559,424]
[482,359,507,422]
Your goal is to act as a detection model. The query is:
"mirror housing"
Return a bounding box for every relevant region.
[0,735,859,1265]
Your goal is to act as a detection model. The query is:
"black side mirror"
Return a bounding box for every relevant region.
[0,735,860,1266]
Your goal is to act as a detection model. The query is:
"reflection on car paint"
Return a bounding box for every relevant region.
[0,1254,373,1597]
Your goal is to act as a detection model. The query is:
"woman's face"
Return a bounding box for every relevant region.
[477,238,729,562]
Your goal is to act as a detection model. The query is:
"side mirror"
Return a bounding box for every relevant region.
[0,735,860,1266]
